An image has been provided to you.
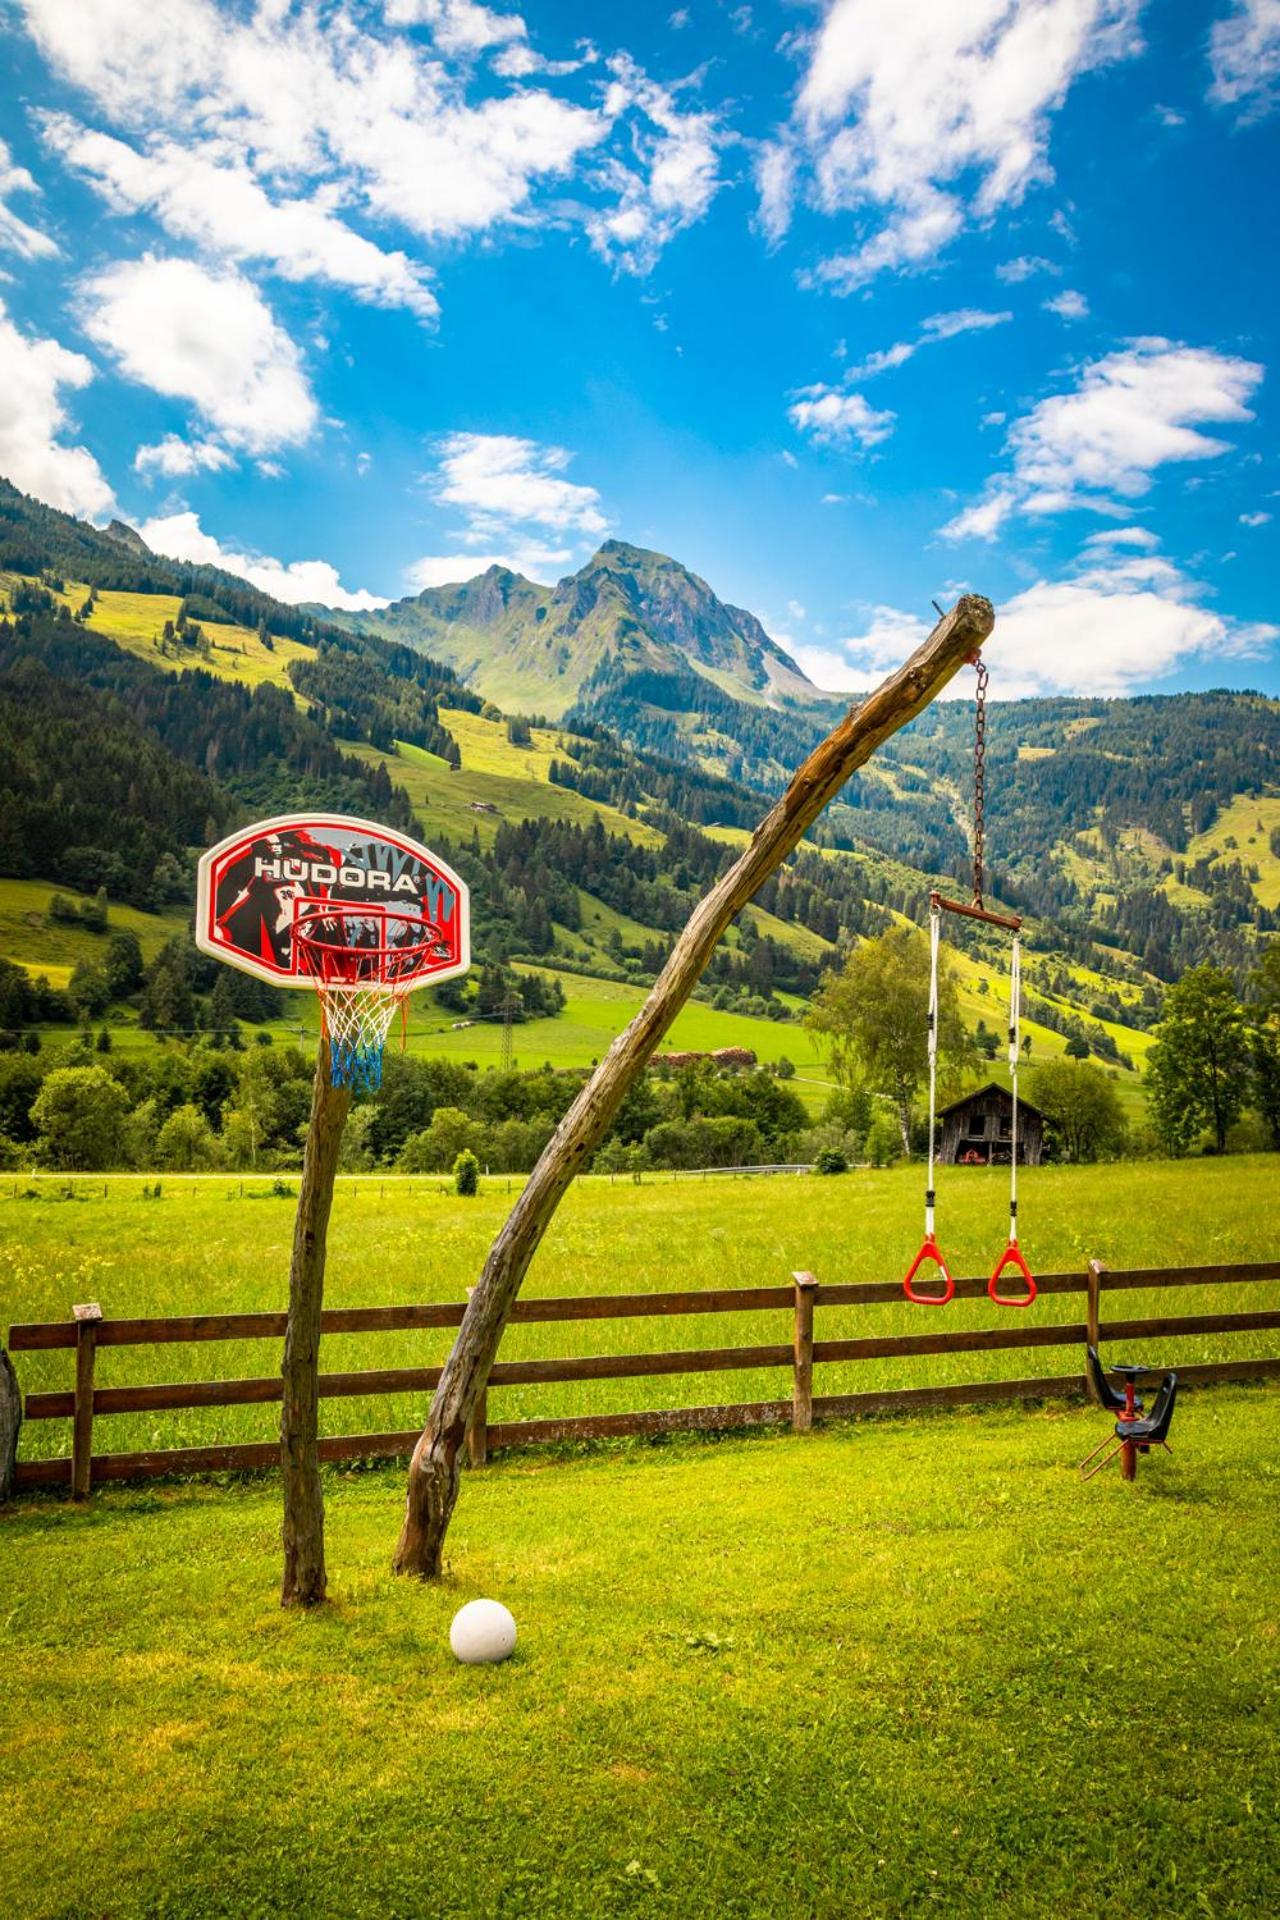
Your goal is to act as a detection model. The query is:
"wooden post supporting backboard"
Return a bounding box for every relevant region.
[279,1044,351,1608]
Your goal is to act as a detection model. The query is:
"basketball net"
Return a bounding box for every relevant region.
[294,904,442,1093]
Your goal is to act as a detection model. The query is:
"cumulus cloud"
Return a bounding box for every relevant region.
[788,387,895,449]
[1240,509,1273,526]
[990,551,1277,695]
[404,545,571,589]
[792,603,928,690]
[0,139,59,260]
[1043,288,1090,320]
[133,435,236,479]
[0,299,115,518]
[137,509,386,610]
[1209,0,1280,120]
[587,56,723,273]
[19,0,610,274]
[942,337,1264,538]
[42,116,439,321]
[434,432,608,536]
[384,0,528,54]
[770,0,1143,289]
[81,257,318,455]
[795,544,1276,697]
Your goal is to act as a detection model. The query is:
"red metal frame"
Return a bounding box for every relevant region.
[988,1239,1037,1308]
[293,902,445,986]
[903,1237,956,1307]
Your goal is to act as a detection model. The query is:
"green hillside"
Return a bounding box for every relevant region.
[4,473,1277,1119]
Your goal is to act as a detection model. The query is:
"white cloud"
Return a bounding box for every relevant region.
[1043,288,1090,320]
[773,0,1143,288]
[755,138,797,246]
[792,604,929,690]
[0,298,115,518]
[21,0,609,258]
[940,490,1019,542]
[990,552,1276,695]
[134,435,236,479]
[845,307,1012,380]
[384,0,528,55]
[1240,509,1273,526]
[404,546,569,589]
[41,116,439,321]
[798,544,1277,697]
[788,386,895,449]
[137,509,386,610]
[1209,1,1280,120]
[1082,524,1160,549]
[434,432,608,535]
[942,338,1264,538]
[0,139,59,261]
[996,254,1060,283]
[587,56,723,273]
[81,257,318,455]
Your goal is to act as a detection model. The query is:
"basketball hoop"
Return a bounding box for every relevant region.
[196,812,471,1092]
[294,902,444,1091]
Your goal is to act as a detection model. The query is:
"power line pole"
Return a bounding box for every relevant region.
[500,988,516,1071]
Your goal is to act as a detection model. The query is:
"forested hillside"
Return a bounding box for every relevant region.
[0,477,1276,1093]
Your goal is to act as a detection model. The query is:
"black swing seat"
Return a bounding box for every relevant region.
[1086,1344,1142,1415]
[1114,1372,1178,1446]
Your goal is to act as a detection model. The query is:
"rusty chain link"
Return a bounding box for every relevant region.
[971,654,988,909]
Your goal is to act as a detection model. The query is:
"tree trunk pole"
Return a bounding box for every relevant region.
[393,594,996,1579]
[280,1042,351,1608]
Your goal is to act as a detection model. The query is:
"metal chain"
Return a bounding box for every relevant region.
[971,655,988,909]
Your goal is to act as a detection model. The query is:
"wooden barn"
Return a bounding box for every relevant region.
[937,1082,1046,1166]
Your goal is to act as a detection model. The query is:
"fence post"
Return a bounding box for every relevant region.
[791,1271,818,1433]
[1085,1260,1105,1403]
[464,1287,488,1466]
[71,1301,102,1500]
[467,1388,489,1468]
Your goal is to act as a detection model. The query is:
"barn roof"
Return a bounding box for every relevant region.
[938,1080,1046,1122]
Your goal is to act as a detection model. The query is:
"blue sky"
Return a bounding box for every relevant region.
[1,0,1277,699]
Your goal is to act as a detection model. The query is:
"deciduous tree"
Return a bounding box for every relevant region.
[1146,966,1249,1153]
[1029,1059,1127,1162]
[807,927,968,1153]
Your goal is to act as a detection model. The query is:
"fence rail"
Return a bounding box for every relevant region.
[8,1260,1280,1495]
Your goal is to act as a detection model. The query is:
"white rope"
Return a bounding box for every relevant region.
[1007,934,1021,1240]
[926,904,940,1239]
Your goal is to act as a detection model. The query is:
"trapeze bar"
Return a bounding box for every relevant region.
[929,891,1022,932]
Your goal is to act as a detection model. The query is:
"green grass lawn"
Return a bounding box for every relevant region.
[5,1160,1278,1466]
[1,1393,1277,1918]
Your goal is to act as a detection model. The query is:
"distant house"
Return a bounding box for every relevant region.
[937,1082,1045,1165]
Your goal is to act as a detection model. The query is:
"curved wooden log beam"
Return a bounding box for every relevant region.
[392,593,996,1577]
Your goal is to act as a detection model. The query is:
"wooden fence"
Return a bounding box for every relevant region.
[8,1259,1280,1496]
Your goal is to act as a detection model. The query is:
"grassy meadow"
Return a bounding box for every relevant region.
[4,1158,1278,1466]
[1,1390,1277,1917]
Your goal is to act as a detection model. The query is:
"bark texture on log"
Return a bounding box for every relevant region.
[393,594,996,1578]
[280,1043,351,1607]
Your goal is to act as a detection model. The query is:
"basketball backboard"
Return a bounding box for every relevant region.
[195,813,470,990]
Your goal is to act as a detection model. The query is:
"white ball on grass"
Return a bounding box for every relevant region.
[450,1598,517,1665]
